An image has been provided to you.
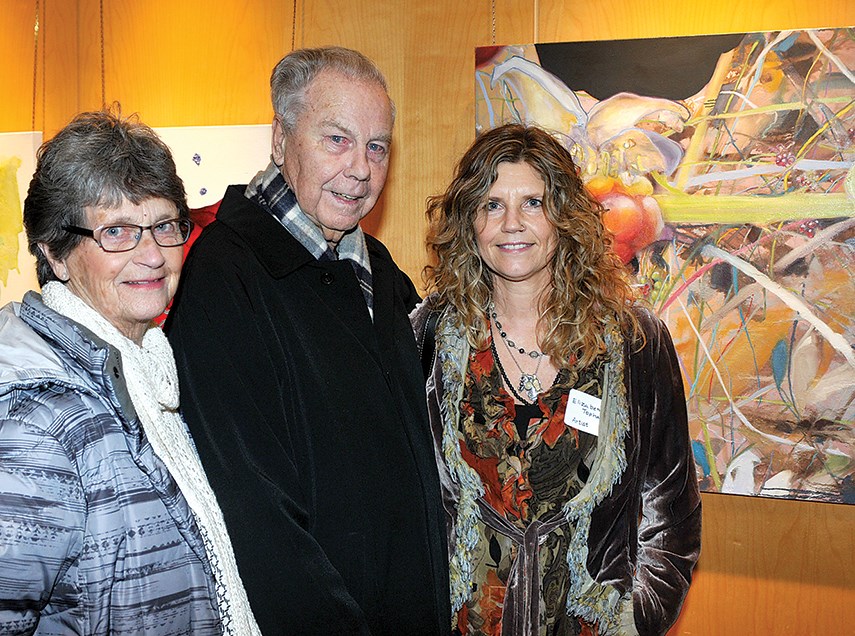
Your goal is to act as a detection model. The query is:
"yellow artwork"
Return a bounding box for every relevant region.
[0,156,22,286]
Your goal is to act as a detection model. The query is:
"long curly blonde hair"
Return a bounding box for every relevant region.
[424,124,640,370]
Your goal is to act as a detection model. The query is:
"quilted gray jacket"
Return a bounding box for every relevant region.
[0,292,222,635]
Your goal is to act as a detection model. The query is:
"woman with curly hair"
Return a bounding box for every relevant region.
[412,124,701,636]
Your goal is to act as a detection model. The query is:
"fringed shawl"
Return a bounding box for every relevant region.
[431,305,637,636]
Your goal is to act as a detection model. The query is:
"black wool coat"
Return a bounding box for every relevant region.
[166,186,450,635]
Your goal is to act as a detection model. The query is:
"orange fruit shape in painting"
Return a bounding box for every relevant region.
[590,176,664,263]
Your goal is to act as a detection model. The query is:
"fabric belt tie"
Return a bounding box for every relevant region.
[477,499,567,636]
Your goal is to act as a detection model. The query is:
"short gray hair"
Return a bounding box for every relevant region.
[270,46,395,131]
[24,107,189,286]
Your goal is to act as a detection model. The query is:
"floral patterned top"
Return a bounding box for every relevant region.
[454,339,606,636]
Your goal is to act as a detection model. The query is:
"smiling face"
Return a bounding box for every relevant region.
[475,161,558,295]
[272,69,393,247]
[42,197,184,344]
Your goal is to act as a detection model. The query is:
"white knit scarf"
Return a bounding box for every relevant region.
[41,281,260,636]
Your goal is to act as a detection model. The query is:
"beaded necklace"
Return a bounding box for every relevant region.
[490,302,544,359]
[489,327,533,404]
[489,303,545,403]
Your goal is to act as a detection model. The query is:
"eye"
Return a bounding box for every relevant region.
[328,134,348,146]
[153,219,178,234]
[483,200,503,215]
[102,225,136,239]
[524,197,543,210]
[367,142,388,158]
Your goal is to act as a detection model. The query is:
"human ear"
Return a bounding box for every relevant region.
[39,242,69,282]
[271,116,287,168]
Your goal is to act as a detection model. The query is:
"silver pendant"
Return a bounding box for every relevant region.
[519,373,542,403]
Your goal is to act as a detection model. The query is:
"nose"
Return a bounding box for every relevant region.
[501,205,525,232]
[344,149,371,182]
[133,229,167,267]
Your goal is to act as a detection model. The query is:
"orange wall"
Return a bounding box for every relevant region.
[2,1,854,633]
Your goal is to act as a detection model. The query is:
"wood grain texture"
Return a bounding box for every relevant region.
[43,0,81,137]
[298,0,422,273]
[75,0,291,128]
[0,0,42,132]
[1,2,854,633]
[538,0,855,42]
[672,493,855,634]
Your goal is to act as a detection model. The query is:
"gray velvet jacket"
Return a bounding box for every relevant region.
[412,298,701,636]
[0,293,221,635]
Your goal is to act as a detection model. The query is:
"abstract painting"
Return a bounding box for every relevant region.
[475,28,855,503]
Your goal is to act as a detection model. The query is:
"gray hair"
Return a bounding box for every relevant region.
[270,46,395,131]
[23,108,189,286]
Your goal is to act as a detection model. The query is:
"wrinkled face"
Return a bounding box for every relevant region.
[272,70,393,247]
[475,161,557,292]
[43,198,184,344]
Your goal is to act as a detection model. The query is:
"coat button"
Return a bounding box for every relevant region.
[112,366,120,378]
[321,272,334,285]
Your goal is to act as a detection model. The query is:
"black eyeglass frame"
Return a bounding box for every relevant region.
[63,217,194,253]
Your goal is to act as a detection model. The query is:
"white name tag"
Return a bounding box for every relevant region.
[564,389,601,436]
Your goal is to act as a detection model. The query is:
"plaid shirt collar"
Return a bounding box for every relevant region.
[245,162,374,318]
[245,162,371,266]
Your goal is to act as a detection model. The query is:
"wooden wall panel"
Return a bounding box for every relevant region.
[75,0,291,128]
[1,1,854,633]
[0,0,42,132]
[0,3,89,135]
[296,0,419,271]
[675,494,854,634]
[288,0,540,279]
[42,1,81,137]
[538,0,854,42]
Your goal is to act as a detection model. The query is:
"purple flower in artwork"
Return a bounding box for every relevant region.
[192,153,202,166]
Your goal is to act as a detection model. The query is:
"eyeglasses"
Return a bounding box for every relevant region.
[63,218,194,253]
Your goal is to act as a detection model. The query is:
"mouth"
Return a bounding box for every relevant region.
[497,242,533,251]
[330,190,365,202]
[123,277,165,287]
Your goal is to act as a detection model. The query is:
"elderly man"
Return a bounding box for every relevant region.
[166,48,450,634]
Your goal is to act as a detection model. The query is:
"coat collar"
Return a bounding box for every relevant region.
[216,186,390,286]
[2,293,133,417]
[213,185,399,351]
[215,185,315,279]
[0,292,144,456]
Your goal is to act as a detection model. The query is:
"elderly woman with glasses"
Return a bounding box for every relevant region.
[0,110,260,635]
